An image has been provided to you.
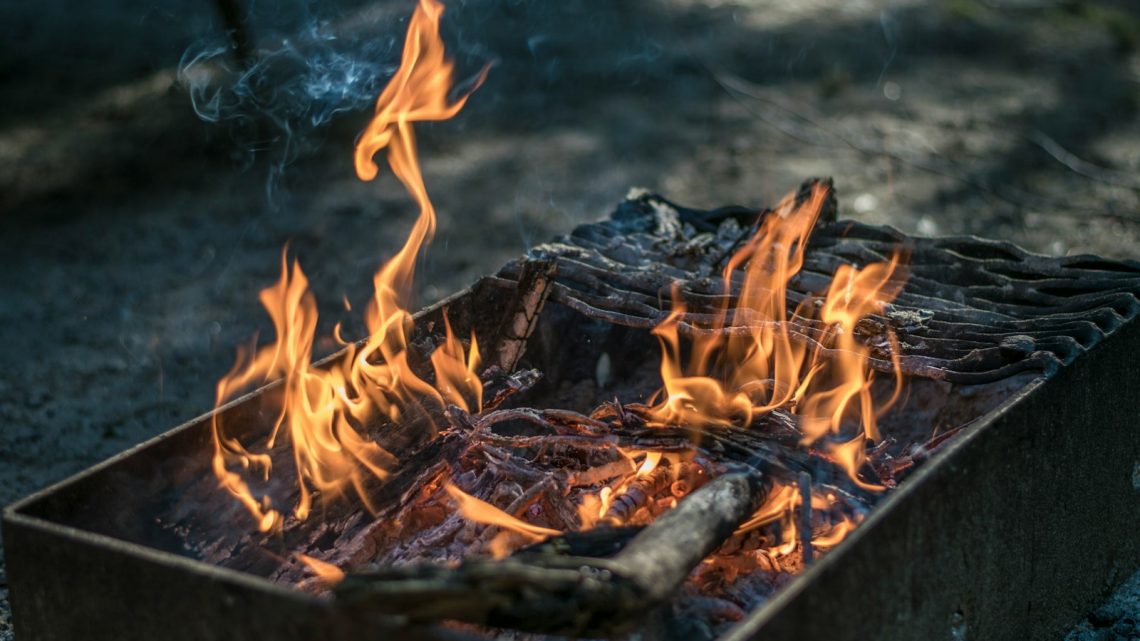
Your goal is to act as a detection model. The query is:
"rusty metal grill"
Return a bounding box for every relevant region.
[5,185,1140,641]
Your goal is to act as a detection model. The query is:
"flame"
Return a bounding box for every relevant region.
[443,481,561,556]
[211,0,487,529]
[734,483,799,535]
[812,517,858,549]
[648,183,906,486]
[296,553,346,585]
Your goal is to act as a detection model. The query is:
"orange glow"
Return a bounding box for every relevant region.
[648,183,906,488]
[635,451,662,477]
[444,482,561,548]
[205,0,901,577]
[296,553,346,584]
[211,0,486,529]
[812,517,858,548]
[734,483,799,535]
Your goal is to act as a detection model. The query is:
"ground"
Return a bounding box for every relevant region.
[0,0,1138,639]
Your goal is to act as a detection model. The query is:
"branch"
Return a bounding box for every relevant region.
[336,468,768,636]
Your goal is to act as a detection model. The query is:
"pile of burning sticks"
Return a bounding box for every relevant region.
[159,176,1140,641]
[157,5,1140,638]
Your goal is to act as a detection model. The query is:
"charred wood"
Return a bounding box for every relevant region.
[336,469,768,636]
[494,259,557,372]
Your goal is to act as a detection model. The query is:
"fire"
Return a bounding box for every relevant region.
[648,183,906,484]
[210,0,487,530]
[733,483,861,552]
[443,482,562,539]
[437,186,904,572]
[205,0,899,587]
[296,553,346,585]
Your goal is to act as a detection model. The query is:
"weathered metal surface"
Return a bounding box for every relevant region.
[724,313,1140,641]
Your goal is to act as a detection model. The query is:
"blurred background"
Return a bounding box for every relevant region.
[1,0,1138,638]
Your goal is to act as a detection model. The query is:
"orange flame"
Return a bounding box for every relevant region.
[444,482,561,557]
[296,553,346,585]
[648,183,906,486]
[211,0,487,530]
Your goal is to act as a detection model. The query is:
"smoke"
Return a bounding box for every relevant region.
[176,0,663,206]
[177,12,402,203]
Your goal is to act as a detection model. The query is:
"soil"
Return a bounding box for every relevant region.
[1,0,1138,638]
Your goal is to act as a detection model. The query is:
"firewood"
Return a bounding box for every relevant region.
[515,525,643,558]
[336,468,769,636]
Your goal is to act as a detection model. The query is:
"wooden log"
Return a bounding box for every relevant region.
[610,469,767,608]
[336,468,768,636]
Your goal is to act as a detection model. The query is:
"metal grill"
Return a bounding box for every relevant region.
[5,184,1140,641]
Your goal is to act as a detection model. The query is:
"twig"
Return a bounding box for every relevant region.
[797,471,813,565]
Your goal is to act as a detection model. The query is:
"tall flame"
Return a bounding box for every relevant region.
[211,0,487,530]
[648,183,906,484]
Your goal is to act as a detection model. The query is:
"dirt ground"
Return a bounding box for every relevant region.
[1,0,1138,638]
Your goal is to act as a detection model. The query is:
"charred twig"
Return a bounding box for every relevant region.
[613,468,768,603]
[875,426,965,482]
[473,407,608,435]
[480,367,543,412]
[495,258,557,372]
[337,468,769,636]
[797,471,813,565]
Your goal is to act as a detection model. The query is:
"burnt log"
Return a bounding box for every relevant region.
[336,468,769,636]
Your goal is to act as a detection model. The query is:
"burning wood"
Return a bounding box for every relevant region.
[494,258,558,373]
[338,468,767,637]
[210,0,490,533]
[146,1,1140,639]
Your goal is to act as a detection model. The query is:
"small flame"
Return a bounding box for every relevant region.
[635,451,662,477]
[211,0,487,529]
[444,481,561,553]
[648,183,906,487]
[734,483,799,535]
[812,517,858,549]
[296,553,346,585]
